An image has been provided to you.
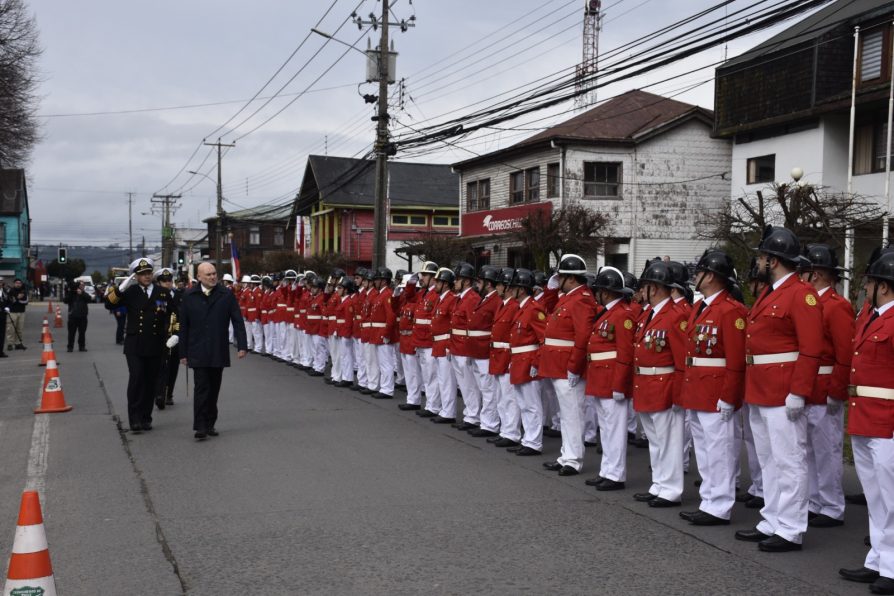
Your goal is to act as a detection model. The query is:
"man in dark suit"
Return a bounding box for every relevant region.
[179,262,248,440]
[104,257,173,433]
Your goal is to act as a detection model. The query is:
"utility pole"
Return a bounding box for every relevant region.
[372,0,391,270]
[151,193,181,267]
[204,139,235,272]
[126,192,134,262]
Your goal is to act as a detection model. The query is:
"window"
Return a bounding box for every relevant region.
[249,226,260,245]
[547,162,560,198]
[410,215,426,226]
[510,167,540,205]
[854,119,894,174]
[391,214,408,225]
[466,179,490,212]
[860,29,884,82]
[432,215,459,227]
[390,214,427,226]
[0,222,5,246]
[746,155,775,184]
[273,227,284,247]
[583,162,621,197]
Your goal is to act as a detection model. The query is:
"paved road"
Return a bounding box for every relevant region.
[0,304,875,594]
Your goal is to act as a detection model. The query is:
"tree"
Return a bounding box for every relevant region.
[513,202,611,271]
[91,270,104,284]
[0,0,42,166]
[46,258,85,281]
[398,232,474,269]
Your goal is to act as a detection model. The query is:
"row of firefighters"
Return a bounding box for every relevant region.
[226,225,894,590]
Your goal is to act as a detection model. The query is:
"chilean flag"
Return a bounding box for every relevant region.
[231,241,241,281]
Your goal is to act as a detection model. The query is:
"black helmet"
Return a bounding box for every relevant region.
[454,261,476,280]
[558,254,587,276]
[372,267,392,281]
[420,261,438,275]
[867,251,894,285]
[361,268,374,281]
[795,255,813,273]
[584,273,596,289]
[755,225,800,263]
[666,261,689,290]
[434,267,455,284]
[510,268,535,289]
[533,270,548,288]
[639,260,675,288]
[695,249,735,280]
[498,267,515,286]
[622,271,639,292]
[338,278,357,294]
[866,245,894,274]
[593,266,632,295]
[313,277,326,289]
[804,243,844,274]
[395,269,408,281]
[355,267,368,279]
[478,265,500,285]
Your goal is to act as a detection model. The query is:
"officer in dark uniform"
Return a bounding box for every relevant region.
[153,267,182,410]
[104,257,173,433]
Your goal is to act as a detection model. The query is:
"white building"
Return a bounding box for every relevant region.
[451,89,731,272]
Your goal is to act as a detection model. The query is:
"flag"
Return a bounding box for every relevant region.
[231,241,241,281]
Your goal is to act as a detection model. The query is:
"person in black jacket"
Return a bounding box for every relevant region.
[0,277,8,358]
[104,257,173,433]
[64,280,91,352]
[179,262,247,440]
[153,268,181,409]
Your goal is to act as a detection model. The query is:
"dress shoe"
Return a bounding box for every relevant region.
[735,528,772,542]
[15,344,26,350]
[360,388,375,395]
[688,511,730,526]
[416,410,436,418]
[846,493,867,506]
[165,397,174,406]
[129,424,143,433]
[398,403,421,411]
[486,435,503,443]
[808,513,844,528]
[207,429,219,437]
[543,461,562,471]
[430,416,455,424]
[194,431,207,440]
[595,479,625,491]
[558,465,579,476]
[543,428,562,438]
[584,440,599,447]
[515,446,540,456]
[324,378,334,385]
[758,535,802,552]
[141,423,152,431]
[0,353,7,357]
[633,492,657,502]
[373,392,393,399]
[335,380,353,388]
[648,497,681,508]
[66,347,73,352]
[308,370,323,377]
[627,431,637,444]
[455,422,477,431]
[870,576,894,595]
[494,438,520,448]
[744,496,765,509]
[469,428,498,438]
[679,510,699,522]
[735,491,750,503]
[79,347,87,352]
[838,567,880,583]
[506,445,523,453]
[584,476,605,487]
[867,535,872,547]
[155,396,166,410]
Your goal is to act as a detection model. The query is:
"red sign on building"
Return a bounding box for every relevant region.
[461,202,552,237]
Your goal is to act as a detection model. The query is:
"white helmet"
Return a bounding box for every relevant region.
[222,273,235,283]
[240,275,251,283]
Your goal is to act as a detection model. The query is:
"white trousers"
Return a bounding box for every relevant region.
[690,409,737,519]
[542,380,561,430]
[328,334,341,382]
[300,330,314,367]
[417,347,440,414]
[473,358,499,432]
[354,339,367,388]
[583,397,600,442]
[452,355,481,425]
[640,408,685,502]
[245,320,254,351]
[496,373,521,442]
[338,337,355,384]
[806,404,845,520]
[749,404,808,544]
[436,355,457,419]
[552,378,586,471]
[682,410,693,473]
[251,321,264,353]
[264,322,276,354]
[627,400,637,435]
[364,342,380,392]
[376,343,395,396]
[312,335,328,373]
[395,347,405,385]
[595,397,628,482]
[742,404,764,497]
[853,435,894,578]
[514,380,544,450]
[275,322,288,357]
[289,327,300,363]
[401,351,423,405]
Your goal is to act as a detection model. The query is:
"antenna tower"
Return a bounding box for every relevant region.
[574,0,602,111]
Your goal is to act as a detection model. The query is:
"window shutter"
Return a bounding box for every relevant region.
[861,30,884,81]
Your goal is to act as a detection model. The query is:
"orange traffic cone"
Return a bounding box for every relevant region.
[40,319,52,345]
[3,491,58,596]
[38,340,57,367]
[46,301,53,314]
[53,308,63,329]
[34,360,71,414]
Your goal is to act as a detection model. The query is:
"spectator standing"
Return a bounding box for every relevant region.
[64,280,91,352]
[5,278,28,351]
[0,277,8,357]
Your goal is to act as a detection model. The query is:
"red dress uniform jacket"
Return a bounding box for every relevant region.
[745,274,823,407]
[290,285,302,329]
[306,292,325,336]
[260,290,274,325]
[351,288,365,337]
[273,285,288,324]
[361,287,378,343]
[245,288,261,323]
[431,291,455,358]
[539,285,597,378]
[369,286,397,345]
[489,297,520,375]
[632,299,687,413]
[449,288,481,358]
[536,288,559,314]
[412,288,439,350]
[398,299,416,355]
[324,292,341,337]
[679,290,747,411]
[848,304,894,438]
[297,288,311,331]
[584,300,636,399]
[508,296,547,385]
[335,293,355,338]
[238,288,248,319]
[467,291,501,360]
[809,288,855,405]
[628,300,644,320]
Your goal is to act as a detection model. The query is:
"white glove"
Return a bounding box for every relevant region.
[826,395,843,415]
[785,394,805,421]
[3,307,8,313]
[118,274,136,292]
[672,404,684,414]
[612,391,625,401]
[567,371,580,387]
[165,335,179,349]
[382,337,389,344]
[716,399,734,422]
[530,366,538,378]
[547,274,560,290]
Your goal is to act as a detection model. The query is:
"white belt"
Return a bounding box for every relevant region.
[306,315,322,320]
[588,351,617,362]
[491,341,510,349]
[850,385,894,400]
[544,338,575,348]
[400,330,413,336]
[299,309,307,313]
[370,322,387,328]
[336,319,346,324]
[746,351,799,365]
[468,330,491,338]
[451,329,467,336]
[354,315,362,320]
[361,322,372,328]
[635,366,675,376]
[327,316,336,320]
[247,308,257,311]
[433,333,450,342]
[511,344,539,354]
[817,365,834,375]
[286,307,295,312]
[277,303,286,307]
[415,318,432,325]
[686,357,727,368]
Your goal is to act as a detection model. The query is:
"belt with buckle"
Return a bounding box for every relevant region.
[369,322,387,328]
[635,366,675,376]
[400,330,413,336]
[511,344,539,354]
[544,338,575,348]
[415,318,432,325]
[848,385,894,400]
[491,341,510,349]
[588,351,617,362]
[468,330,491,338]
[433,333,450,342]
[685,357,727,368]
[745,351,799,365]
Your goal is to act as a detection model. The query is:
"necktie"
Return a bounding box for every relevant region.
[697,301,707,316]
[864,310,880,334]
[645,310,654,325]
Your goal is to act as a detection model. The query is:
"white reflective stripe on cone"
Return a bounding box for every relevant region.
[4,577,57,596]
[12,524,48,553]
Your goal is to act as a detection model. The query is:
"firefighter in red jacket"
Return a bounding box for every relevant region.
[838,250,894,591]
[325,269,345,386]
[466,266,503,438]
[734,226,823,553]
[582,266,636,491]
[246,275,264,353]
[297,272,316,370]
[306,276,328,377]
[333,277,357,388]
[369,267,397,399]
[488,268,521,447]
[677,250,747,526]
[396,272,423,410]
[450,262,484,431]
[430,268,458,424]
[411,262,441,417]
[799,244,854,529]
[540,254,597,476]
[351,268,370,392]
[361,270,380,395]
[534,270,562,437]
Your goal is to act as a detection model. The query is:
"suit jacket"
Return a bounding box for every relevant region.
[105,282,173,357]
[178,283,247,368]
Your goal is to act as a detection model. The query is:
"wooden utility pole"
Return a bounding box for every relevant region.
[372,0,390,270]
[204,139,235,272]
[151,193,181,267]
[126,192,134,262]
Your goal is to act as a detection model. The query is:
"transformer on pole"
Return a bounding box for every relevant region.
[574,0,602,112]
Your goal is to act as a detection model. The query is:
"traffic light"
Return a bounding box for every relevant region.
[58,247,67,263]
[177,250,185,265]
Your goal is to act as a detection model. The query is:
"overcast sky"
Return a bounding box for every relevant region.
[25,0,813,247]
